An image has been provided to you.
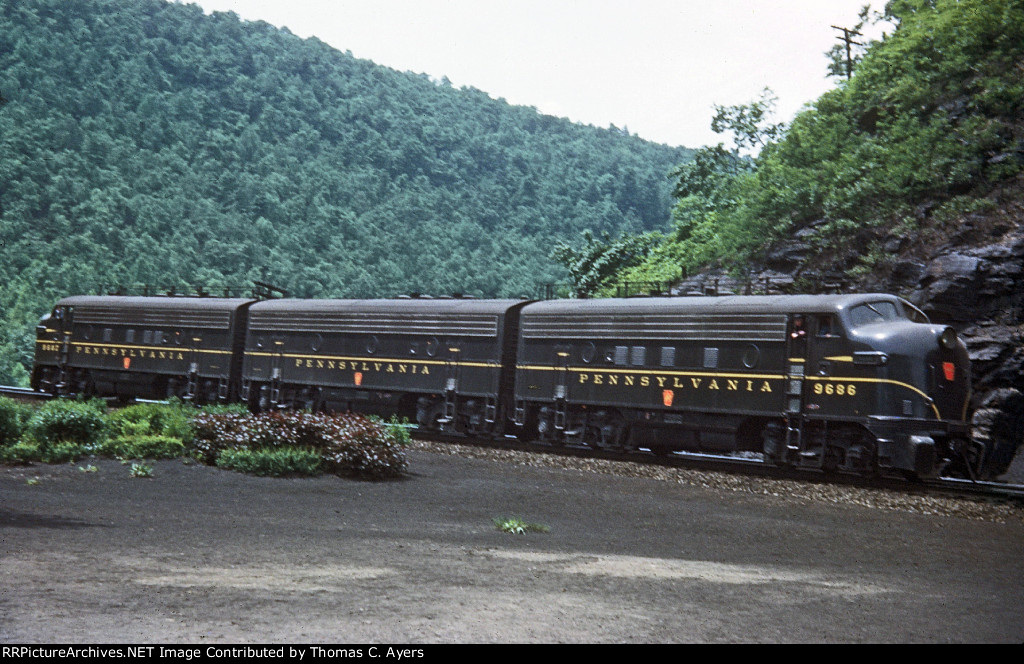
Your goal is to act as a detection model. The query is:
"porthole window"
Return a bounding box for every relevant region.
[580,342,596,364]
[742,345,760,369]
[426,337,439,357]
[366,335,380,355]
[311,334,323,352]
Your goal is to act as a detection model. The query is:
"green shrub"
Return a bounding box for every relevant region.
[26,399,109,448]
[40,441,85,463]
[0,397,32,447]
[216,446,322,477]
[1,438,84,464]
[0,439,43,464]
[108,401,194,443]
[384,415,413,447]
[97,434,185,460]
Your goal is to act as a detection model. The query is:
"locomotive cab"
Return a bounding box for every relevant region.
[815,297,975,476]
[31,305,72,393]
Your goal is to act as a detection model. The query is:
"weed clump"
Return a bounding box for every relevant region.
[493,517,550,534]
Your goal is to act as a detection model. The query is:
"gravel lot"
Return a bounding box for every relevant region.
[2,442,1023,644]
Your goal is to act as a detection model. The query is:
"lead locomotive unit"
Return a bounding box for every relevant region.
[512,294,974,478]
[31,292,977,479]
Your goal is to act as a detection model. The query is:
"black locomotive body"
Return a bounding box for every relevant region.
[513,295,974,477]
[240,298,529,433]
[31,296,254,402]
[30,292,977,478]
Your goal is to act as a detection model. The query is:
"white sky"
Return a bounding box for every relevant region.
[188,0,887,149]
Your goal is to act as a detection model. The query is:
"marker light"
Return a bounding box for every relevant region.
[943,362,956,381]
[939,327,958,350]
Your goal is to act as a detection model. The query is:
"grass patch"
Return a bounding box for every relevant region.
[493,517,550,534]
[97,434,185,460]
[215,446,322,477]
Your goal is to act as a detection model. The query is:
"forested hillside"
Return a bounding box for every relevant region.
[0,0,691,385]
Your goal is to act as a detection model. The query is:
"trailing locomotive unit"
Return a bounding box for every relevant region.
[32,296,255,402]
[240,298,529,433]
[513,294,975,478]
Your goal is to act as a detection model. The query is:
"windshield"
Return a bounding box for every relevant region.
[901,301,930,324]
[848,301,902,328]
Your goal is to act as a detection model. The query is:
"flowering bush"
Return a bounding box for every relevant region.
[191,410,408,480]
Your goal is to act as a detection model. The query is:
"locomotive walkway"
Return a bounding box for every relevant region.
[2,447,1022,643]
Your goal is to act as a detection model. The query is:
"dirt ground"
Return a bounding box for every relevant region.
[2,448,1023,644]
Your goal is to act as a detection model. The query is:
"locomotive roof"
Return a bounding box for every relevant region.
[249,298,528,316]
[56,295,255,311]
[521,293,907,317]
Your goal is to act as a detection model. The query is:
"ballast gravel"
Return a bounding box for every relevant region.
[409,439,1024,524]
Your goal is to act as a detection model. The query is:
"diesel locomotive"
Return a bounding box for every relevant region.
[31,292,978,479]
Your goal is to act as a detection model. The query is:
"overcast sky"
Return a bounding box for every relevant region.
[188,0,887,149]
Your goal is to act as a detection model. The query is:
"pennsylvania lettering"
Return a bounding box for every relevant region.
[291,358,432,375]
[73,343,186,360]
[576,371,774,393]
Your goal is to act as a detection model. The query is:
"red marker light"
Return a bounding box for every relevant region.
[942,362,955,381]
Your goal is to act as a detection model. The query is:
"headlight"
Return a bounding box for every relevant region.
[939,327,958,350]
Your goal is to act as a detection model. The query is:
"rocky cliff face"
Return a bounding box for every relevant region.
[674,174,1024,479]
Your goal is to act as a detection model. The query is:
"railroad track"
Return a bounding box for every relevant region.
[412,427,1024,504]
[0,385,51,401]
[4,385,1023,503]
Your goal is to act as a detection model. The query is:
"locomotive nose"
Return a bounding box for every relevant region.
[850,321,970,422]
[931,325,971,413]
